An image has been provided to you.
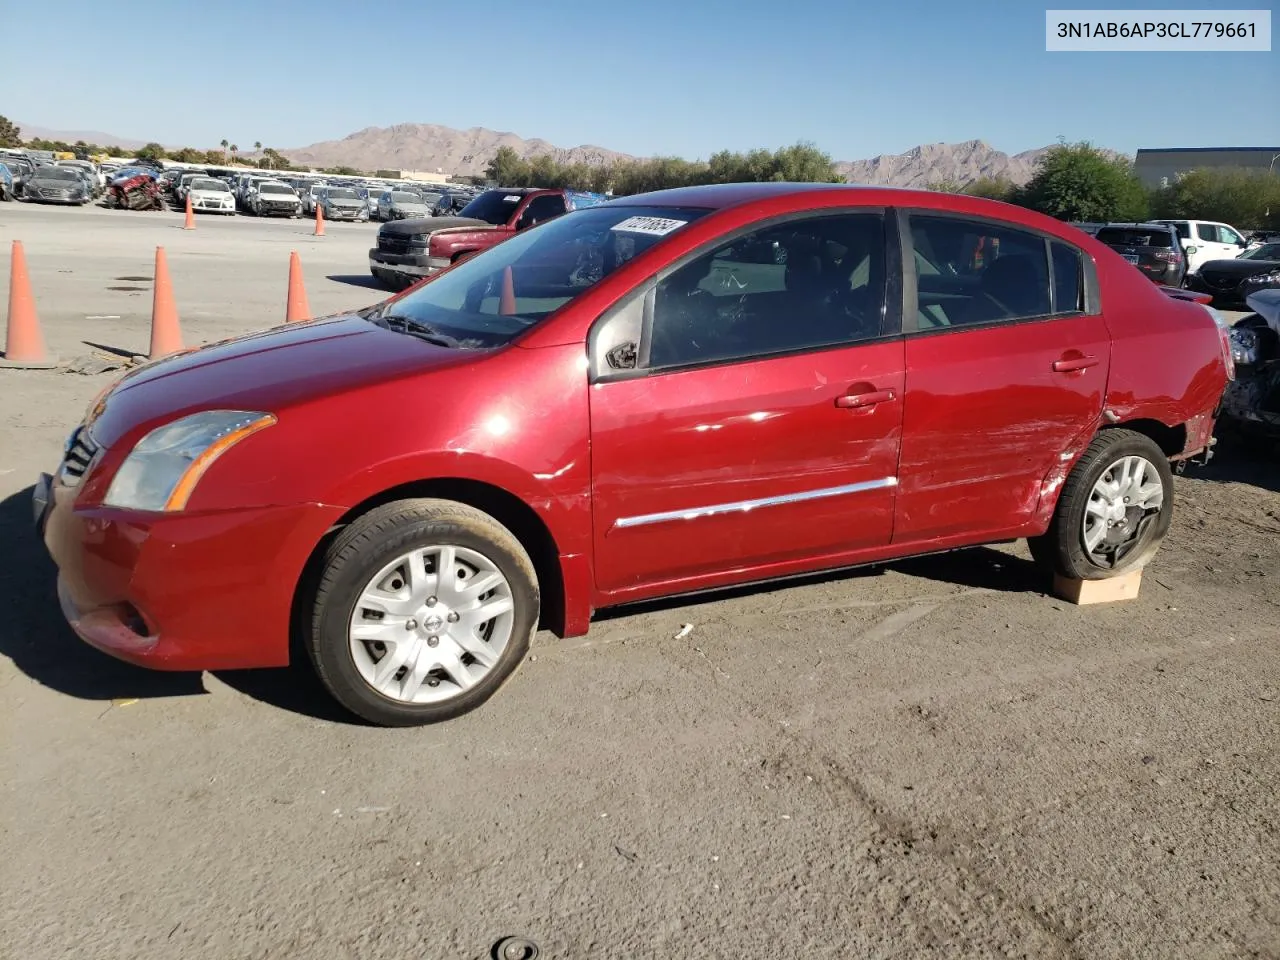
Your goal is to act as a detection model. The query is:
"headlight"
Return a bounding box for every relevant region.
[103,410,276,512]
[1249,270,1280,284]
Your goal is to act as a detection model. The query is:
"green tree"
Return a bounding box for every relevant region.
[963,176,1018,202]
[1019,140,1148,222]
[1150,168,1280,230]
[135,142,168,162]
[0,115,21,148]
[486,146,530,185]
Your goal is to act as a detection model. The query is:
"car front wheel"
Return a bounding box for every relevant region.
[306,498,540,726]
[1028,429,1174,581]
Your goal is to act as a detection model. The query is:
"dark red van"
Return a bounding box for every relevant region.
[33,183,1234,726]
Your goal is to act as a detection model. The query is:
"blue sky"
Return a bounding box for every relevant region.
[5,0,1277,160]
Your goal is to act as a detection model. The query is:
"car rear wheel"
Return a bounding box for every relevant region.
[1028,429,1174,581]
[306,499,540,727]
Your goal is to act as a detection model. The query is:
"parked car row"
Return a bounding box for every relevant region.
[0,148,107,205]
[1082,217,1278,306]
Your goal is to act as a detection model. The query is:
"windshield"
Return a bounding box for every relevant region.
[459,190,527,225]
[191,178,228,191]
[368,204,710,348]
[391,191,423,203]
[1242,243,1280,261]
[327,188,359,200]
[1096,227,1175,248]
[36,167,81,181]
[260,184,293,195]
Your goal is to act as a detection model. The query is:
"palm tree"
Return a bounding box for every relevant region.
[230,144,239,166]
[220,138,229,162]
[254,141,266,169]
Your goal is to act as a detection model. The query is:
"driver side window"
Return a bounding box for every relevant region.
[645,213,887,370]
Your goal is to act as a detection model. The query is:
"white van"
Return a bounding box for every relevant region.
[1152,220,1249,276]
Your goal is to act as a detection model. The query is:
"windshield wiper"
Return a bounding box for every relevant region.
[373,312,463,348]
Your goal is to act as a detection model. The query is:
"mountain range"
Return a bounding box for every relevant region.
[16,120,1097,188]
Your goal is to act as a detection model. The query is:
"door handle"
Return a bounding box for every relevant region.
[835,389,896,409]
[1052,356,1099,373]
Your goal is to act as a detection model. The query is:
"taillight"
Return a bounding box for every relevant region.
[1154,250,1182,263]
[1202,304,1236,382]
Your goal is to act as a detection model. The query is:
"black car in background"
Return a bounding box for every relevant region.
[1188,242,1280,305]
[1094,222,1187,287]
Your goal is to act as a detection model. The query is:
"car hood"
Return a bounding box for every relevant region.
[190,188,230,198]
[379,215,491,237]
[327,198,363,207]
[1200,258,1280,278]
[31,177,82,189]
[87,315,473,449]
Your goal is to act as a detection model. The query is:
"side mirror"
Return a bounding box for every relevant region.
[1186,245,1198,255]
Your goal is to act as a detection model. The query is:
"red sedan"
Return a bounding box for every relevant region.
[33,183,1235,726]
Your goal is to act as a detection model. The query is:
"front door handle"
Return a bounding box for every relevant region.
[1052,356,1099,373]
[835,389,896,409]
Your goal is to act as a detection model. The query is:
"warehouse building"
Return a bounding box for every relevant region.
[1134,147,1280,188]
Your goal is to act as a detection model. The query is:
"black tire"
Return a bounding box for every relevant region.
[306,498,540,727]
[1028,429,1174,581]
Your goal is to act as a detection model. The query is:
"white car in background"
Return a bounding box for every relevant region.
[1153,219,1250,276]
[187,176,236,215]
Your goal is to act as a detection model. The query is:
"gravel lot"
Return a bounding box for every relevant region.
[2,203,1278,960]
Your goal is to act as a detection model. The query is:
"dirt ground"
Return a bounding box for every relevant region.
[1,204,1278,960]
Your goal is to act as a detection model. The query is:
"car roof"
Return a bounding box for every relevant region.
[1098,222,1177,231]
[603,181,1045,213]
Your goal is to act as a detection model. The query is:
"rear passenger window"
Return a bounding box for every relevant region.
[1051,242,1083,313]
[908,215,1051,329]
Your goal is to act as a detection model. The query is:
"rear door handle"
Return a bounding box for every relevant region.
[1052,356,1099,373]
[835,389,896,409]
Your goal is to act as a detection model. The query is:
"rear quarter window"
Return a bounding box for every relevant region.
[1096,228,1175,248]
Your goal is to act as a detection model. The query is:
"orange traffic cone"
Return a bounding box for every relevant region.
[499,265,516,316]
[183,193,195,230]
[1,240,57,369]
[286,251,311,322]
[313,202,324,237]
[148,247,185,359]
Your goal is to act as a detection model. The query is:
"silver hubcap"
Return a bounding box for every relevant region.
[349,545,515,704]
[1082,455,1165,566]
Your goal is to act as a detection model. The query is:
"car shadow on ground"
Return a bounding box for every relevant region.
[1,480,1054,724]
[0,485,355,722]
[594,544,1048,624]
[0,485,206,703]
[1195,441,1280,494]
[326,274,389,292]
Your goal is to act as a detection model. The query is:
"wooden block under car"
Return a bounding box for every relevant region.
[1053,568,1143,605]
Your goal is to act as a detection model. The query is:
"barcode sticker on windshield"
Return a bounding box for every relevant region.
[611,216,687,236]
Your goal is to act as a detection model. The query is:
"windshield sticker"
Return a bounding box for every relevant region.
[611,216,688,237]
[503,194,520,202]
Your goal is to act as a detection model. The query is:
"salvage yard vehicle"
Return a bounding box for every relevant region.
[1152,219,1249,277]
[1187,242,1280,306]
[318,186,369,222]
[23,165,92,205]
[1221,289,1280,442]
[1094,223,1186,288]
[187,176,237,215]
[250,180,303,217]
[107,173,163,211]
[33,183,1234,727]
[369,187,609,289]
[378,188,432,222]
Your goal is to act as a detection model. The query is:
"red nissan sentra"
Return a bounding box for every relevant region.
[33,183,1234,726]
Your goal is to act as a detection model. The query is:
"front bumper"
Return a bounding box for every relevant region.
[34,469,345,671]
[367,250,448,286]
